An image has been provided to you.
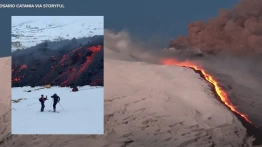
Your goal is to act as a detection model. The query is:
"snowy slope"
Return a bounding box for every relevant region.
[11,85,104,134]
[11,16,104,51]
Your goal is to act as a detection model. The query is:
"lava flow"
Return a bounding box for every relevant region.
[12,35,104,87]
[161,58,253,125]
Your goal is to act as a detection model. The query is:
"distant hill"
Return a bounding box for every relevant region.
[11,16,103,51]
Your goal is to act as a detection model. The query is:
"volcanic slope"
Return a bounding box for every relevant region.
[1,49,260,147]
[11,16,103,51]
[12,35,103,87]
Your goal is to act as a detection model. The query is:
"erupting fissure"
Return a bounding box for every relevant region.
[12,64,27,82]
[61,45,101,86]
[161,58,254,125]
[12,44,103,87]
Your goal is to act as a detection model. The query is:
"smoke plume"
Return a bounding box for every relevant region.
[104,29,165,63]
[103,1,262,138]
[168,0,262,56]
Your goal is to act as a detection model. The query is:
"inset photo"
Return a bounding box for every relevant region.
[11,16,104,135]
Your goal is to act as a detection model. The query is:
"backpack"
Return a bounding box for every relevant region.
[39,98,42,102]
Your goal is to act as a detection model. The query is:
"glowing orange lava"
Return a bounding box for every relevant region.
[18,64,27,72]
[89,45,101,52]
[12,77,21,82]
[61,45,101,86]
[161,58,253,124]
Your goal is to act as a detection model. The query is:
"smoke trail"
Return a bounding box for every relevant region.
[168,0,262,55]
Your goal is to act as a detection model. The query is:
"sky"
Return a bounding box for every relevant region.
[99,0,239,47]
[0,0,240,57]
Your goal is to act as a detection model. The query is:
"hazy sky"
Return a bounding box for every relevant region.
[10,0,241,47]
[98,0,239,47]
[11,16,104,26]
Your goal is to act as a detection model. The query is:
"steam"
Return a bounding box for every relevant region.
[103,1,262,135]
[105,29,211,67]
[169,0,262,55]
[104,0,262,76]
[104,29,163,63]
[104,25,262,87]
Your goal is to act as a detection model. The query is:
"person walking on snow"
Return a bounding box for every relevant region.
[51,93,60,112]
[39,94,48,112]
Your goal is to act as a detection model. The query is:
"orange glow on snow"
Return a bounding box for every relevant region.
[161,58,253,124]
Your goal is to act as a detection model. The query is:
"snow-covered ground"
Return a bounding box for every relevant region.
[11,85,104,134]
[1,32,259,146]
[11,16,104,51]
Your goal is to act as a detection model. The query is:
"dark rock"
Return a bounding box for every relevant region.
[72,87,78,92]
[12,35,104,87]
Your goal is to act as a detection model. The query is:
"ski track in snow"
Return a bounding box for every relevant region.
[11,16,104,51]
[11,85,104,134]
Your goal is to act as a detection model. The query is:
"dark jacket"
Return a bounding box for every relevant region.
[39,96,48,103]
[51,94,60,103]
